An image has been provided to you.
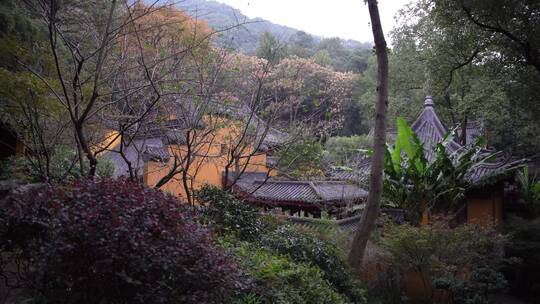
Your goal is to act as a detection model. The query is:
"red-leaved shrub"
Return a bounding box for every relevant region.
[0,179,243,304]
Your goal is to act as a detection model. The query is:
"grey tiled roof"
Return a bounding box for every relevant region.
[256,127,288,152]
[315,182,367,201]
[284,208,405,235]
[103,137,166,178]
[142,145,170,162]
[229,172,368,207]
[467,156,523,184]
[454,120,483,146]
[328,169,362,182]
[327,158,371,183]
[251,181,321,202]
[410,96,462,161]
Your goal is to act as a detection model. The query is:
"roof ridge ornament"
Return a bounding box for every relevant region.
[424,95,434,108]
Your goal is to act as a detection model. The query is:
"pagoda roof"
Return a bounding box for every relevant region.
[410,96,463,161]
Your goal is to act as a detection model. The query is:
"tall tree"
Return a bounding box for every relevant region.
[288,30,315,58]
[382,0,540,156]
[256,31,287,64]
[348,0,389,268]
[437,0,540,74]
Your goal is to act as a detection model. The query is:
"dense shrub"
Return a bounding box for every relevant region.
[224,238,352,304]
[504,216,540,301]
[381,223,508,304]
[195,185,268,240]
[0,179,243,304]
[259,225,366,303]
[197,185,366,303]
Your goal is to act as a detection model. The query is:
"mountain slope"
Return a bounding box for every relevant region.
[176,0,370,54]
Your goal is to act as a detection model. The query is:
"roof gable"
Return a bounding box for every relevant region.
[410,96,462,160]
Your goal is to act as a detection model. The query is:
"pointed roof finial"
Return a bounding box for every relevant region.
[424,95,434,107]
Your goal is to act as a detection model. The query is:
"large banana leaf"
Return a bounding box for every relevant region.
[392,117,424,173]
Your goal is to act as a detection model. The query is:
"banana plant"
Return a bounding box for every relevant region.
[383,117,497,224]
[517,166,540,216]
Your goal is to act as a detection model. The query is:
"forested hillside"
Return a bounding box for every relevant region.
[176,0,372,72]
[175,0,540,156]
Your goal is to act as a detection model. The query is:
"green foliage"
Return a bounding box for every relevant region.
[0,1,38,39]
[431,0,540,74]
[0,146,113,183]
[0,156,35,182]
[195,185,268,240]
[258,225,367,302]
[226,240,352,304]
[356,52,425,128]
[432,266,508,304]
[288,30,316,58]
[505,216,540,300]
[324,135,372,166]
[340,98,370,136]
[0,0,48,71]
[315,37,368,73]
[276,136,325,179]
[312,49,331,67]
[382,223,509,303]
[197,186,367,303]
[383,117,495,224]
[386,0,540,156]
[235,293,263,304]
[381,224,437,271]
[516,166,540,216]
[256,31,287,64]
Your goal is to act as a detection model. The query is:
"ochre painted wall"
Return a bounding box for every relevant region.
[15,139,25,155]
[92,130,122,155]
[101,117,274,200]
[421,211,430,226]
[144,149,268,198]
[401,270,433,303]
[143,121,272,199]
[466,196,503,225]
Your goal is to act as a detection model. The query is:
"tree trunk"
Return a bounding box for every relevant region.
[75,123,98,177]
[348,0,389,269]
[460,115,468,145]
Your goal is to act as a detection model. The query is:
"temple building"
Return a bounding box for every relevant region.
[104,96,522,223]
[103,102,368,214]
[331,96,522,225]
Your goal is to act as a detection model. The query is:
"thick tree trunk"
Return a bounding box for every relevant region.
[348,0,389,269]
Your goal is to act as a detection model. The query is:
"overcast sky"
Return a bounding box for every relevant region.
[216,0,413,43]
